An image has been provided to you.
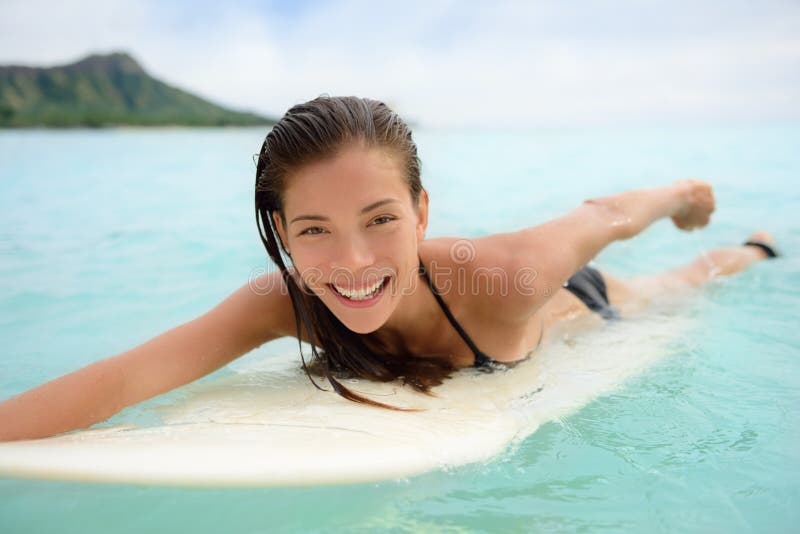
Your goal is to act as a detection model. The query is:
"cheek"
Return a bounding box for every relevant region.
[285,247,324,284]
[375,224,416,255]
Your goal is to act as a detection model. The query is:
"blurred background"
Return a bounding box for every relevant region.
[1,0,798,128]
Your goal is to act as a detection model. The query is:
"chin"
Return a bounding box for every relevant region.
[343,320,384,335]
[329,304,390,334]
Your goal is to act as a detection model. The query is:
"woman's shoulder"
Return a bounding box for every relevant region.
[419,234,540,324]
[419,233,530,276]
[229,269,298,340]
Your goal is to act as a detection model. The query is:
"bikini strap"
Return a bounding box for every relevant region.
[743,240,780,259]
[418,257,493,367]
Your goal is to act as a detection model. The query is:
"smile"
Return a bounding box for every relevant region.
[328,276,390,305]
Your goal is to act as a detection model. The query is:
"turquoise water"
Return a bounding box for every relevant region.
[1,125,798,533]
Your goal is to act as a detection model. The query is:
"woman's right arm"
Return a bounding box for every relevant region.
[0,270,294,442]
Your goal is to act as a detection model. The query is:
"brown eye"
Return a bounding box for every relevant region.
[299,226,325,236]
[370,215,396,226]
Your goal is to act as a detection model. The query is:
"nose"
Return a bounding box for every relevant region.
[330,232,376,275]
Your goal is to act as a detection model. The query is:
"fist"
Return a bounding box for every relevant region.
[671,179,715,231]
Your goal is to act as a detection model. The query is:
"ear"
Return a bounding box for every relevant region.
[272,211,291,255]
[415,189,429,243]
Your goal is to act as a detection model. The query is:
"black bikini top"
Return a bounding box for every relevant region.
[418,256,525,368]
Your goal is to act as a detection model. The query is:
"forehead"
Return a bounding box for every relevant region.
[282,145,409,215]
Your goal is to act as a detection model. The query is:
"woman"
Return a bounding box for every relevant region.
[0,96,779,440]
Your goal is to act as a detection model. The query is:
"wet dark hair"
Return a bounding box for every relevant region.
[254,96,455,409]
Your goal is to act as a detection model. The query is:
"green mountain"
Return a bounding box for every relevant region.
[0,52,275,127]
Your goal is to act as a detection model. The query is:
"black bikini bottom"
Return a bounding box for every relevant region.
[474,265,621,371]
[563,265,621,320]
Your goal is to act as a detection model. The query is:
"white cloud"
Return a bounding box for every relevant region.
[1,0,798,126]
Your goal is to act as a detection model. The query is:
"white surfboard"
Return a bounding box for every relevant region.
[0,309,688,487]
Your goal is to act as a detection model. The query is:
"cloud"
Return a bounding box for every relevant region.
[1,0,798,126]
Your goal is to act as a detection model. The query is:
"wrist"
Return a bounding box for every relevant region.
[669,180,692,218]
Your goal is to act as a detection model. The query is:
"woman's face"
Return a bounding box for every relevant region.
[274,144,428,334]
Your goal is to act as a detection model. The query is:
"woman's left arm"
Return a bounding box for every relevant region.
[487,179,714,313]
[586,178,715,239]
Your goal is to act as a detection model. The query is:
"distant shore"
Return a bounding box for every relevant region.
[0,52,277,128]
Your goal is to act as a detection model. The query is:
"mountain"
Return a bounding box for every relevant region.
[0,52,276,127]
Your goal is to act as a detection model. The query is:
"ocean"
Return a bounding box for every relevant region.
[1,124,798,533]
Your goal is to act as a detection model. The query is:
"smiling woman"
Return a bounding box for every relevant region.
[0,95,780,441]
[254,98,450,407]
[249,95,778,410]
[276,148,421,330]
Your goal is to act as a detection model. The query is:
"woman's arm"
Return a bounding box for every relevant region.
[585,178,715,239]
[474,179,714,317]
[0,270,294,442]
[533,178,713,273]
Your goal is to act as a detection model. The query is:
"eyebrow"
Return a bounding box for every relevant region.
[289,198,401,224]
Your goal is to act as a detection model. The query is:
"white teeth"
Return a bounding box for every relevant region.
[333,277,386,300]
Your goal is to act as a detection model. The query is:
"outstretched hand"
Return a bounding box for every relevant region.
[671,179,716,231]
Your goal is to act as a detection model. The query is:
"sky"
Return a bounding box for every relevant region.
[1,0,798,127]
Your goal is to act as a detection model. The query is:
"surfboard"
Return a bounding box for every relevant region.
[0,310,687,487]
